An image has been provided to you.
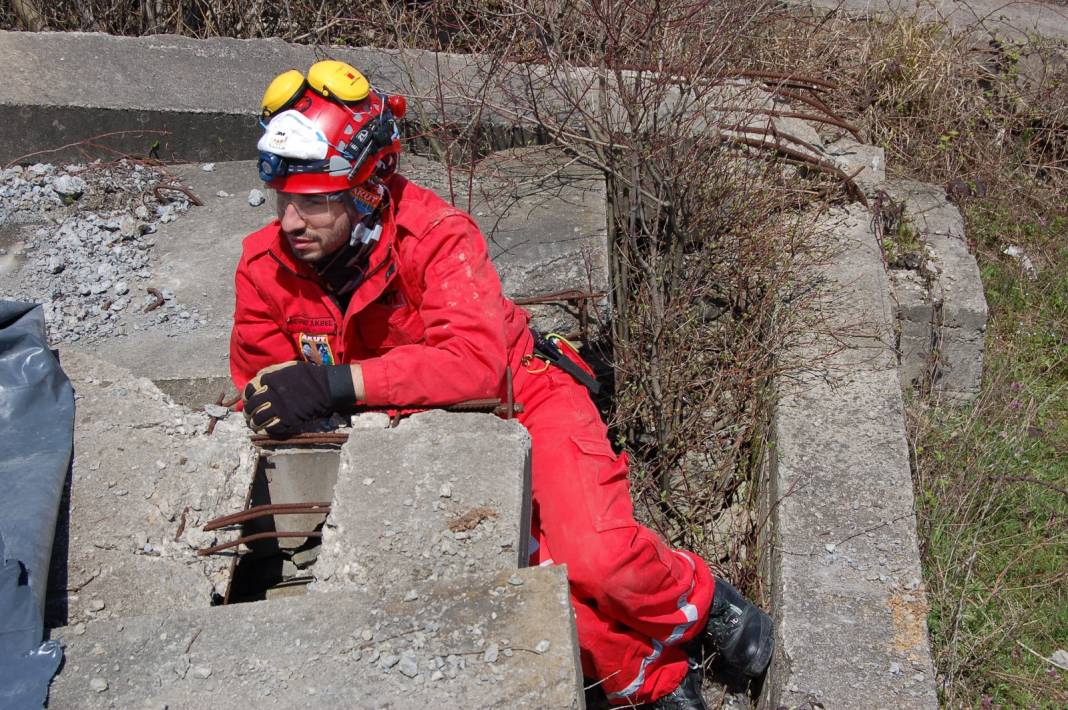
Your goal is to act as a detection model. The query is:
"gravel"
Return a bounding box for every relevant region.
[0,161,204,344]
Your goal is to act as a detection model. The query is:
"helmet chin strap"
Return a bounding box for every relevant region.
[313,184,389,301]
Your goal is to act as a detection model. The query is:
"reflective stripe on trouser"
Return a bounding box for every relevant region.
[516,359,716,705]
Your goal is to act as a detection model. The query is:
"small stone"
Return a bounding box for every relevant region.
[88,598,106,612]
[201,163,216,172]
[191,665,212,679]
[1051,649,1068,668]
[53,175,87,198]
[507,574,524,586]
[361,629,374,642]
[72,623,87,636]
[404,589,419,602]
[483,643,499,663]
[47,255,64,274]
[248,189,266,206]
[204,404,229,418]
[824,543,836,553]
[398,652,419,678]
[379,654,400,670]
[362,477,375,486]
[439,483,452,498]
[534,639,551,654]
[89,677,108,693]
[216,190,231,198]
[430,670,444,681]
[889,662,901,675]
[114,281,129,296]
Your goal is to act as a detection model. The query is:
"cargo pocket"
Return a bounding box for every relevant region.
[571,435,636,533]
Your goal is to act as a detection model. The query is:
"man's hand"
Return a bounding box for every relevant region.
[243,361,356,436]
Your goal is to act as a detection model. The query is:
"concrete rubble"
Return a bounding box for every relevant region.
[885,179,987,402]
[313,411,532,593]
[48,566,583,709]
[46,349,256,628]
[763,205,939,709]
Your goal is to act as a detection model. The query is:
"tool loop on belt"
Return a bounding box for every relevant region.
[530,329,601,395]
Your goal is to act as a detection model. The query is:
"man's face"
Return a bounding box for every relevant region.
[276,191,352,264]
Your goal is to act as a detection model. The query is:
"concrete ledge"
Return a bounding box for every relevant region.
[886,179,987,403]
[763,205,938,708]
[47,350,256,628]
[313,411,531,593]
[47,566,583,708]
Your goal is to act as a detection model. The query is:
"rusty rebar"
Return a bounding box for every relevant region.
[202,502,332,531]
[724,134,868,206]
[205,391,227,436]
[197,531,322,557]
[251,432,350,447]
[513,289,606,306]
[143,287,165,313]
[153,183,204,206]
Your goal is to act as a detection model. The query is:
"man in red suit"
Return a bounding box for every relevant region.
[232,60,773,708]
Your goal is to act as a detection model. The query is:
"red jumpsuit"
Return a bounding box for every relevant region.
[230,175,715,703]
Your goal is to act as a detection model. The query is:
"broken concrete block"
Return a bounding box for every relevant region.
[890,268,934,391]
[47,350,256,628]
[48,566,583,709]
[826,135,886,196]
[763,205,938,709]
[313,410,531,593]
[311,409,531,593]
[885,180,988,402]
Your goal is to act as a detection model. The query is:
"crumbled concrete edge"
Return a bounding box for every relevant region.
[759,206,939,709]
[48,566,584,709]
[885,179,988,403]
[50,349,256,625]
[312,410,532,594]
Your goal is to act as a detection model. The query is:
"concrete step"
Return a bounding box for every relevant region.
[47,566,583,709]
[313,410,531,593]
[764,205,938,708]
[47,349,256,629]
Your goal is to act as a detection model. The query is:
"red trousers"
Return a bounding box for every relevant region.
[514,353,715,704]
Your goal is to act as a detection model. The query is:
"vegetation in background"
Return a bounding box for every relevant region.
[5,1,1066,706]
[753,7,1068,706]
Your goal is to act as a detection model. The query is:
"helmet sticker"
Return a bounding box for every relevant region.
[257,110,329,161]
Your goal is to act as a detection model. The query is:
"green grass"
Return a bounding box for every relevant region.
[909,201,1068,707]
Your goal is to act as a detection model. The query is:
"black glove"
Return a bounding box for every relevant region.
[243,361,357,436]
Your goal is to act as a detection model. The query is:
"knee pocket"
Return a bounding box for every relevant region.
[571,434,635,534]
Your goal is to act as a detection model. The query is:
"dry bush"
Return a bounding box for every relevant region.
[372,0,851,590]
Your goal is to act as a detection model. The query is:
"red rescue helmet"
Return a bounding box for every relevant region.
[256,61,407,195]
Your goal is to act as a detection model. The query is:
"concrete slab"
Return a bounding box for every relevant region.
[67,160,264,396]
[58,151,606,402]
[0,32,511,165]
[762,205,938,709]
[885,179,987,402]
[46,350,256,629]
[313,411,531,593]
[799,0,1068,45]
[47,566,583,709]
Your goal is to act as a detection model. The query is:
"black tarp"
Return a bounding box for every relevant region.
[0,301,73,708]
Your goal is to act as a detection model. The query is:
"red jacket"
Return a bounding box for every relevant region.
[230,175,533,407]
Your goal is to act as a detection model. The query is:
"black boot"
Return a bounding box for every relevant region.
[647,656,706,709]
[702,578,774,678]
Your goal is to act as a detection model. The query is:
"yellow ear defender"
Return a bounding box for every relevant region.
[307,60,370,103]
[261,69,308,120]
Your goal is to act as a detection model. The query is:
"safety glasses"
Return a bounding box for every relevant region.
[275,191,348,220]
